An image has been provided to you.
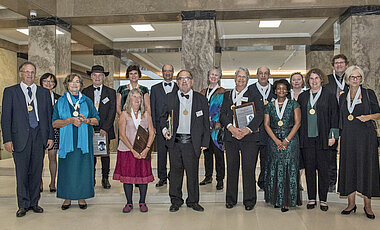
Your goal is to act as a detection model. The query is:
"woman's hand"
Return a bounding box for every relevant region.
[132,149,141,159]
[274,138,283,151]
[140,148,149,159]
[214,122,221,130]
[280,139,289,151]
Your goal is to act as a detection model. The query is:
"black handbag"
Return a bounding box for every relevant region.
[365,89,380,147]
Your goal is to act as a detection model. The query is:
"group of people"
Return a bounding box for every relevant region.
[1,53,379,220]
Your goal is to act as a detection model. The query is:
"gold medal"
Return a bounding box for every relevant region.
[264,100,269,105]
[27,105,33,112]
[183,109,188,115]
[348,114,354,121]
[230,105,235,110]
[278,120,284,127]
[309,108,316,115]
[73,111,79,117]
[340,91,344,95]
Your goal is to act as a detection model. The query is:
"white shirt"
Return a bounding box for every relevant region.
[162,81,175,94]
[93,84,103,111]
[20,82,39,121]
[176,90,193,134]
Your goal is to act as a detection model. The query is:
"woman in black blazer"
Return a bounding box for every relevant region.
[40,73,60,192]
[297,69,338,212]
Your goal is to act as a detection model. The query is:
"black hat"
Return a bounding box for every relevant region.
[87,65,109,76]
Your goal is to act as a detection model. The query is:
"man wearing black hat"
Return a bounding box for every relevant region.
[82,65,116,189]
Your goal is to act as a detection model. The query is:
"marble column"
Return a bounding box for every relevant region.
[28,17,71,95]
[93,49,121,153]
[181,11,216,92]
[0,48,17,159]
[305,45,334,75]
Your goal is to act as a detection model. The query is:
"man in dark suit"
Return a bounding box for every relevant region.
[160,70,209,212]
[220,67,263,210]
[248,66,276,190]
[324,54,349,193]
[150,64,178,187]
[82,65,116,189]
[1,62,54,217]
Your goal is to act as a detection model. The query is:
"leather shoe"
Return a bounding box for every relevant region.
[102,178,111,189]
[187,203,204,212]
[29,205,44,213]
[281,207,289,212]
[169,204,180,212]
[16,208,27,217]
[216,181,224,190]
[61,203,71,210]
[199,177,212,185]
[364,207,375,219]
[245,205,254,211]
[156,179,167,187]
[225,203,235,209]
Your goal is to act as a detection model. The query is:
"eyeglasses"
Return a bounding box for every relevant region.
[334,61,346,65]
[349,75,362,81]
[257,72,269,76]
[21,71,36,75]
[163,70,173,73]
[42,79,55,84]
[177,77,192,82]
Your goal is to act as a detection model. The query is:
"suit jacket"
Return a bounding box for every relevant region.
[220,88,263,142]
[150,82,178,129]
[247,83,276,144]
[297,87,339,150]
[325,74,349,101]
[82,85,116,140]
[1,84,54,152]
[159,90,209,157]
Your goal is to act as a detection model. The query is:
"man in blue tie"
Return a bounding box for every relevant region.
[1,62,54,217]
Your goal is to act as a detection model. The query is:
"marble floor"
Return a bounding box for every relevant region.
[0,153,379,230]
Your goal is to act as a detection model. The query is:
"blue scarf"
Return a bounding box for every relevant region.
[57,92,89,159]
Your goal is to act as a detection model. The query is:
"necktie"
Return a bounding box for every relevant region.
[164,82,172,87]
[27,87,38,128]
[94,87,101,91]
[181,93,189,99]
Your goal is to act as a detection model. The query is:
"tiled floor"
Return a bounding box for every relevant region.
[0,153,379,230]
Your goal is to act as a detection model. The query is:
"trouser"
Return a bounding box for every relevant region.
[225,139,259,206]
[94,155,110,178]
[257,145,267,189]
[169,142,199,206]
[156,130,169,180]
[328,148,337,187]
[301,145,329,202]
[203,139,225,181]
[13,126,44,209]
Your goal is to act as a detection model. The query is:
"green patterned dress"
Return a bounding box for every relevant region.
[264,99,302,207]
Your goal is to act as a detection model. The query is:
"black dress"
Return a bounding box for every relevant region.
[338,87,380,198]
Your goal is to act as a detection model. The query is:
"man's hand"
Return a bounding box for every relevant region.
[328,137,335,146]
[99,129,107,137]
[46,140,54,150]
[201,146,207,151]
[72,117,82,127]
[4,142,14,153]
[228,126,243,140]
[164,131,171,140]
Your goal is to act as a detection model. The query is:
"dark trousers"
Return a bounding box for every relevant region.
[203,139,225,181]
[257,145,267,189]
[94,155,110,178]
[13,127,44,209]
[328,148,337,187]
[225,139,259,206]
[156,131,169,180]
[169,142,199,206]
[301,146,329,202]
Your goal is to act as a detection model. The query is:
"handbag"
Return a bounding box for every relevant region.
[365,89,380,147]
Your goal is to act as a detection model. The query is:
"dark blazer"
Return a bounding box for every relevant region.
[159,90,209,157]
[325,74,349,100]
[150,82,178,129]
[220,88,263,142]
[82,85,116,140]
[1,84,54,152]
[297,87,339,150]
[248,83,276,145]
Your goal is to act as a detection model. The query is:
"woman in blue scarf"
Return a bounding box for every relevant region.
[52,74,100,210]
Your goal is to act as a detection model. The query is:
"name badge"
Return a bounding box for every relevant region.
[241,97,248,102]
[196,110,203,117]
[102,97,110,104]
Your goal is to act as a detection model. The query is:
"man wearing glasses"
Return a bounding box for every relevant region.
[150,64,178,187]
[160,70,209,212]
[1,62,54,217]
[325,54,349,193]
